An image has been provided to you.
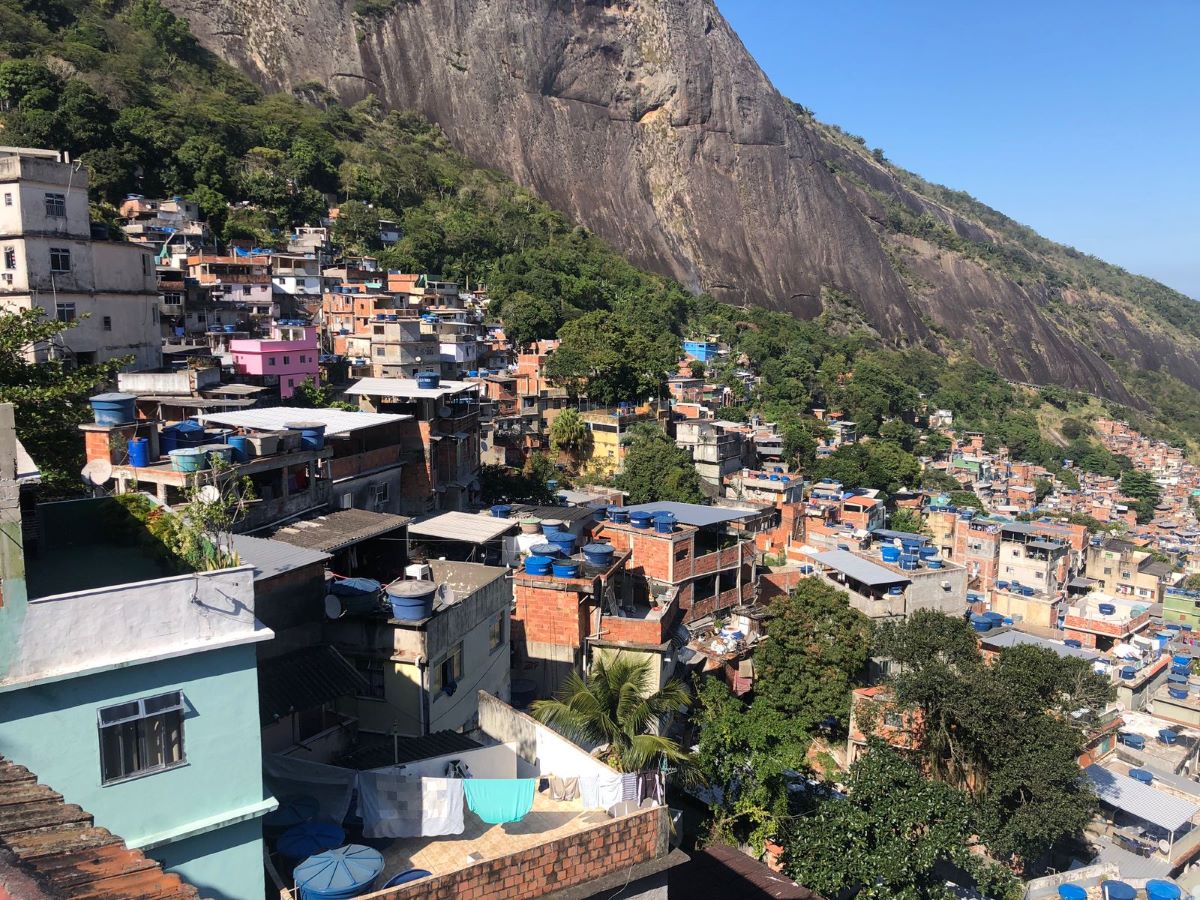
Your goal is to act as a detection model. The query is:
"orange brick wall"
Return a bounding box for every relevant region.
[368,807,668,900]
[513,580,590,648]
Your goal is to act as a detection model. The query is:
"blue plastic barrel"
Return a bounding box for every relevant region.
[293,845,383,900]
[1120,666,1136,680]
[386,581,437,620]
[490,504,512,519]
[228,435,252,463]
[416,371,440,390]
[279,821,346,860]
[1145,880,1182,900]
[524,556,553,576]
[89,392,136,426]
[547,532,576,556]
[607,507,628,524]
[629,511,653,530]
[286,422,326,451]
[127,437,149,468]
[582,543,615,568]
[653,512,677,534]
[551,558,581,578]
[1058,886,1087,900]
[530,542,562,559]
[881,546,901,563]
[160,426,178,454]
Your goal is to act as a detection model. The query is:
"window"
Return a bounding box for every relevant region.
[242,285,251,295]
[287,378,294,388]
[883,711,903,729]
[352,656,386,700]
[282,355,290,364]
[340,492,353,509]
[55,302,76,323]
[49,247,71,273]
[3,247,14,269]
[432,644,463,696]
[44,192,66,217]
[489,613,505,653]
[268,357,277,366]
[97,691,185,784]
[3,192,10,206]
[142,255,153,277]
[373,482,389,506]
[375,347,385,357]
[102,315,112,331]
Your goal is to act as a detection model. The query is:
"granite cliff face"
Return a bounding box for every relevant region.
[165,0,1200,403]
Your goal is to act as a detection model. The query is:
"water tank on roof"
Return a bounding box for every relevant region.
[1057,886,1087,900]
[293,845,383,900]
[1145,879,1182,900]
[385,581,437,620]
[1098,603,1116,616]
[1129,769,1153,786]
[89,393,136,426]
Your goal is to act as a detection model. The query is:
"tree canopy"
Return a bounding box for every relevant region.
[614,423,703,504]
[811,441,921,494]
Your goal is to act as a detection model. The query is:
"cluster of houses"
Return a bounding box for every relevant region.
[6,143,1200,897]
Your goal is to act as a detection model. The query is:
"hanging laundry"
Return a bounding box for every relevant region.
[358,771,423,838]
[638,771,665,805]
[263,754,358,824]
[548,775,579,802]
[464,778,536,824]
[620,772,639,802]
[596,772,623,810]
[578,774,600,809]
[418,778,465,836]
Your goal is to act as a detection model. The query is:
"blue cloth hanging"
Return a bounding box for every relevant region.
[463,778,536,824]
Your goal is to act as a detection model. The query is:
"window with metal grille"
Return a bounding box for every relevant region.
[3,247,14,269]
[432,644,463,696]
[49,247,70,272]
[352,656,386,699]
[102,316,112,331]
[55,302,75,323]
[97,691,186,784]
[44,193,66,217]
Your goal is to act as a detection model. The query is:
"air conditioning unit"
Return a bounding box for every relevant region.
[406,563,432,581]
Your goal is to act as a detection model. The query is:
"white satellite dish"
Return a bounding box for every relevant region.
[81,458,113,486]
[324,594,343,619]
[197,484,221,504]
[436,583,457,607]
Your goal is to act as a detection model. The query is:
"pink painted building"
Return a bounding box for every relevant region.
[230,321,319,399]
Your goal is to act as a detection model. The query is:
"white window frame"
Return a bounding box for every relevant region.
[44,192,66,218]
[97,691,186,785]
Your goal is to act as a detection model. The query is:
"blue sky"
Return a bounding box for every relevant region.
[715,1,1200,300]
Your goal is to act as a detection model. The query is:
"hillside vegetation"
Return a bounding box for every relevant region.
[1,0,1194,482]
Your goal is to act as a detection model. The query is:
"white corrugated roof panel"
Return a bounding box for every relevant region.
[1086,763,1200,833]
[197,407,409,436]
[407,511,518,544]
[343,377,478,399]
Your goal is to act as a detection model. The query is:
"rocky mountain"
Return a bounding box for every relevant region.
[165,0,1200,406]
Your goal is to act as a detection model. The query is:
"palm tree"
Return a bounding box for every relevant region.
[531,654,693,776]
[548,407,589,465]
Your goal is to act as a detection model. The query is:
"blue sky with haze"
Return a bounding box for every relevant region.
[716,1,1200,300]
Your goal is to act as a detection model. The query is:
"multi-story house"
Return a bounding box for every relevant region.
[1086,537,1181,605]
[997,522,1070,596]
[270,251,323,298]
[229,320,320,399]
[0,406,274,898]
[0,147,160,369]
[675,419,755,488]
[187,253,273,309]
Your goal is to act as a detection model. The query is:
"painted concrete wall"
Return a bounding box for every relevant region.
[0,644,270,900]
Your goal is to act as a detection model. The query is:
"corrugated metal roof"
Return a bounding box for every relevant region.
[258,645,367,723]
[231,534,330,581]
[979,629,1100,661]
[814,549,910,588]
[198,406,409,435]
[1027,539,1065,551]
[408,511,518,544]
[270,509,410,553]
[623,501,760,528]
[0,755,199,898]
[1086,763,1200,832]
[668,844,822,899]
[872,529,931,544]
[343,377,478,399]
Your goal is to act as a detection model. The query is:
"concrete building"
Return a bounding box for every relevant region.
[1062,591,1153,651]
[580,404,667,477]
[674,419,754,488]
[229,320,320,400]
[0,147,160,369]
[1087,537,1181,605]
[366,315,440,378]
[0,408,274,899]
[269,251,323,297]
[812,545,968,622]
[998,521,1070,596]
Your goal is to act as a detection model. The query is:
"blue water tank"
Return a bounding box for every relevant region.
[540,519,564,535]
[546,531,576,556]
[1057,886,1087,900]
[919,547,938,559]
[880,546,901,563]
[265,794,320,829]
[416,371,440,390]
[386,581,437,620]
[1065,639,1083,648]
[228,435,252,463]
[530,543,561,559]
[1119,732,1145,750]
[279,821,346,860]
[1119,666,1136,680]
[888,585,904,596]
[997,580,1009,590]
[1099,882,1136,900]
[127,437,150,468]
[1098,603,1116,616]
[286,422,327,451]
[582,543,615,568]
[1173,653,1192,665]
[1159,729,1179,745]
[524,556,553,576]
[383,870,433,889]
[1169,687,1190,700]
[629,511,653,530]
[1145,879,1182,900]
[653,512,676,534]
[926,560,943,569]
[970,616,992,632]
[89,392,136,426]
[293,845,384,900]
[490,504,512,519]
[607,507,628,524]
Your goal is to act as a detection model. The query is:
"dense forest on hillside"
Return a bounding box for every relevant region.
[1,0,1193,491]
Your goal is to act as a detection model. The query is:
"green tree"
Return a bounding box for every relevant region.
[754,579,873,732]
[0,309,129,495]
[500,291,559,350]
[548,407,588,459]
[693,678,809,850]
[614,423,703,504]
[1184,573,1200,591]
[531,654,692,775]
[784,744,1020,900]
[949,490,984,511]
[888,506,928,535]
[290,378,357,411]
[1120,470,1162,524]
[1034,476,1054,503]
[333,199,389,252]
[811,441,920,494]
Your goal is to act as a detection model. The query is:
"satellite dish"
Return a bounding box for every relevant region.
[324,594,343,619]
[197,484,221,504]
[436,583,457,607]
[81,458,113,486]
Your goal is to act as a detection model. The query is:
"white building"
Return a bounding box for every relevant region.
[0,147,160,369]
[270,251,324,297]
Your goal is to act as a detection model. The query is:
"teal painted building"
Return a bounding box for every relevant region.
[0,447,275,900]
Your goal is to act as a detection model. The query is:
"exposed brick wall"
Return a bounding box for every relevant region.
[513,580,589,648]
[367,807,668,900]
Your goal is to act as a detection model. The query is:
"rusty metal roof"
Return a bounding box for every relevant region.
[0,755,199,899]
